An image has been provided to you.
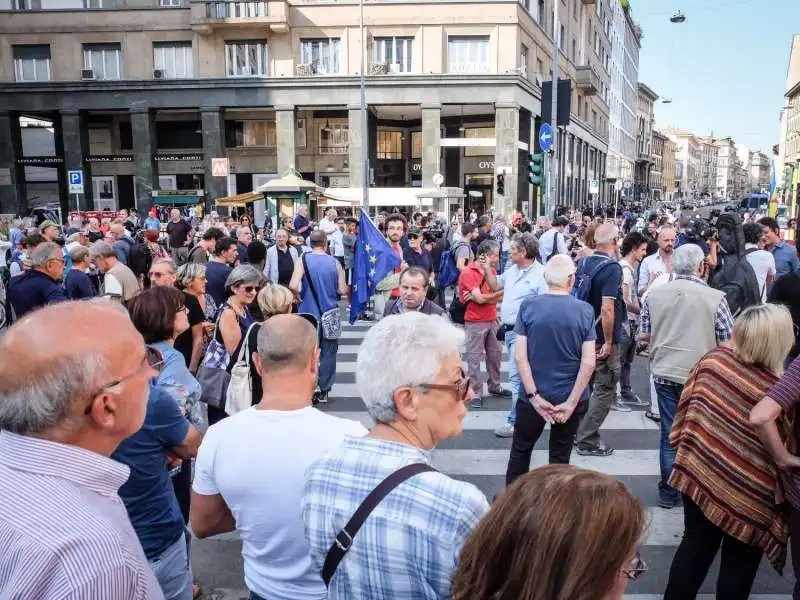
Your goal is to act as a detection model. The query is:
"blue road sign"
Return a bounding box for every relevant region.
[539,123,554,152]
[68,170,83,186]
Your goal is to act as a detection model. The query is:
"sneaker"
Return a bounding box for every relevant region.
[610,398,633,412]
[489,388,513,398]
[470,397,484,409]
[575,444,615,457]
[622,394,649,408]
[494,423,514,438]
[645,410,661,424]
[658,495,679,509]
[313,390,329,405]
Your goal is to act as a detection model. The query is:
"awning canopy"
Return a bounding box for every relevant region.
[321,187,439,207]
[153,194,202,206]
[215,191,264,207]
[256,170,321,194]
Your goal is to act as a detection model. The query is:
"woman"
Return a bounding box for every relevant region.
[265,229,299,287]
[664,304,795,600]
[176,262,217,322]
[452,465,645,600]
[301,313,490,599]
[403,227,433,273]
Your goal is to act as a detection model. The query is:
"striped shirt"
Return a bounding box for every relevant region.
[765,356,800,511]
[0,431,165,600]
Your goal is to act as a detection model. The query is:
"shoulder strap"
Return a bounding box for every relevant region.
[321,463,437,587]
[233,322,259,367]
[301,252,323,314]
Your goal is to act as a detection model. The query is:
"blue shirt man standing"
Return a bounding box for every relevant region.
[760,217,799,283]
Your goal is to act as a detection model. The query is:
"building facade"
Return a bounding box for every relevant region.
[714,137,740,200]
[661,134,676,201]
[781,34,800,212]
[748,150,770,193]
[650,128,665,201]
[633,81,656,203]
[664,128,699,199]
[0,0,614,219]
[696,136,718,197]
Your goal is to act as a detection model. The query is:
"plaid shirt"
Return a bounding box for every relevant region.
[640,274,734,384]
[301,435,489,600]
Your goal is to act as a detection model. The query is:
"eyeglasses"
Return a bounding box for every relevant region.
[83,347,164,415]
[418,371,471,403]
[241,285,260,294]
[622,552,648,581]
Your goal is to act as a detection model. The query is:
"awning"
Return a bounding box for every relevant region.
[153,194,202,206]
[321,187,436,207]
[317,198,353,208]
[215,191,264,207]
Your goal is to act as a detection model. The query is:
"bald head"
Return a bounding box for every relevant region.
[256,314,318,373]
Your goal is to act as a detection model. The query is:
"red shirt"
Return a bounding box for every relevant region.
[458,262,497,322]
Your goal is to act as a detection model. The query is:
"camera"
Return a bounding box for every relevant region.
[685,218,718,243]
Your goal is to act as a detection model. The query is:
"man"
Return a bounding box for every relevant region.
[506,255,596,483]
[191,315,366,600]
[537,215,569,264]
[637,224,676,297]
[111,222,134,266]
[454,223,478,271]
[383,266,444,317]
[290,231,347,404]
[331,217,346,268]
[318,208,338,237]
[149,259,205,373]
[618,231,649,408]
[39,219,60,243]
[188,227,224,264]
[236,226,253,265]
[64,245,97,300]
[65,229,89,254]
[293,206,313,241]
[460,239,505,409]
[167,209,193,265]
[474,215,492,250]
[206,237,238,306]
[743,221,775,302]
[91,241,140,301]
[493,233,548,437]
[373,213,408,317]
[638,243,734,509]
[144,209,161,232]
[341,218,357,299]
[575,223,627,456]
[8,242,67,320]
[0,302,165,599]
[759,216,799,283]
[403,227,433,273]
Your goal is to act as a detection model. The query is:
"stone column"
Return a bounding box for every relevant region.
[421,104,441,187]
[60,110,93,212]
[275,105,296,174]
[348,105,365,189]
[494,103,520,217]
[131,108,158,214]
[0,111,25,216]
[201,107,226,212]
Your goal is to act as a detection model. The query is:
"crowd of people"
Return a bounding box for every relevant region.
[1,199,800,600]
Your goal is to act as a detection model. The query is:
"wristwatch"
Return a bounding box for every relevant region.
[527,392,538,400]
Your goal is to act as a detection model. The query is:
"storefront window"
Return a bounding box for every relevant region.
[319,120,349,155]
[463,126,495,157]
[377,129,402,159]
[411,131,422,159]
[226,120,276,148]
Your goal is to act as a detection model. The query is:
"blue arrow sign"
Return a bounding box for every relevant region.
[539,123,553,152]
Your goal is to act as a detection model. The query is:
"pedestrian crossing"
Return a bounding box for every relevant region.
[193,320,795,599]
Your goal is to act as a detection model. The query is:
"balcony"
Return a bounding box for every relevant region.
[575,64,600,95]
[191,0,288,34]
[581,0,596,3]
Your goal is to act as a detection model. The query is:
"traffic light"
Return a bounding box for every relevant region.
[496,173,505,196]
[528,152,545,185]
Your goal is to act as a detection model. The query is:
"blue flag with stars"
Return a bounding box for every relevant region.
[349,211,402,324]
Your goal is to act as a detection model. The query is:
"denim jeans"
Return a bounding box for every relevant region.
[504,329,520,425]
[318,332,338,393]
[149,532,193,600]
[655,380,683,502]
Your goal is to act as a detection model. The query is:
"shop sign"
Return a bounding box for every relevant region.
[16,156,63,166]
[85,154,134,163]
[154,153,203,162]
[411,161,422,173]
[478,161,495,170]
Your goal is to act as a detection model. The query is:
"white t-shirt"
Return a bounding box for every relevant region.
[619,258,638,323]
[744,244,776,302]
[192,406,367,600]
[102,272,123,298]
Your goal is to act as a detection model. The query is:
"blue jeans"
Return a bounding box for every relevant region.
[318,333,338,393]
[655,380,683,502]
[149,532,193,600]
[504,329,520,425]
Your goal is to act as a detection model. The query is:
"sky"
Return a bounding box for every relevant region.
[635,0,799,154]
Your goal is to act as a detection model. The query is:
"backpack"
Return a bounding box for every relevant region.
[572,255,615,302]
[437,242,465,289]
[128,241,152,279]
[710,257,762,317]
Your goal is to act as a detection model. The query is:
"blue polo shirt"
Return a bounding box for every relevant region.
[206,261,233,307]
[7,270,67,320]
[111,385,189,560]
[772,241,800,281]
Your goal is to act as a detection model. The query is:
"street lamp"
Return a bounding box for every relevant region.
[662,97,673,104]
[670,11,686,23]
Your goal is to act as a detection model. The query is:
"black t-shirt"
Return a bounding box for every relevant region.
[173,292,205,369]
[87,231,104,243]
[276,247,294,286]
[166,219,192,249]
[769,272,800,359]
[582,252,625,346]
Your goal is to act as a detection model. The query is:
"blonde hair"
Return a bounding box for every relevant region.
[733,304,794,376]
[257,282,294,318]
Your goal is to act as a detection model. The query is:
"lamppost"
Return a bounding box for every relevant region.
[359,0,369,212]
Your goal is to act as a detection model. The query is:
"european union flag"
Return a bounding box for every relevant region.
[349,211,402,324]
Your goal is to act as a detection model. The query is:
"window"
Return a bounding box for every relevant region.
[159,0,183,6]
[377,129,402,159]
[373,37,413,73]
[447,36,490,74]
[83,43,122,80]
[296,118,307,148]
[153,42,193,79]
[83,0,104,7]
[411,131,422,159]
[571,38,576,62]
[225,40,267,77]
[519,44,528,77]
[536,58,544,77]
[464,126,494,157]
[319,120,349,154]
[13,45,51,82]
[228,120,276,147]
[559,25,565,50]
[536,0,544,24]
[300,38,341,75]
[213,1,265,18]
[519,0,529,9]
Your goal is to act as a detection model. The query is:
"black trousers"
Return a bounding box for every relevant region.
[505,397,584,487]
[664,494,763,600]
[171,459,192,524]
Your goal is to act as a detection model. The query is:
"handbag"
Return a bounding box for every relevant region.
[302,253,341,340]
[321,463,437,587]
[449,275,485,325]
[225,322,259,416]
[196,306,232,409]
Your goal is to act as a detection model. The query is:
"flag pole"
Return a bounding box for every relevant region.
[359,0,370,215]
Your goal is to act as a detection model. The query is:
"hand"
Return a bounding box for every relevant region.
[399,261,408,271]
[202,321,214,335]
[777,455,800,471]
[551,401,577,424]
[596,343,612,359]
[650,271,663,281]
[463,290,473,302]
[530,394,557,425]
[166,451,182,469]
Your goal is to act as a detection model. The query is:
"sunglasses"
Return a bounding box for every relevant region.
[83,347,164,415]
[622,552,648,581]
[148,271,171,279]
[241,285,260,294]
[418,370,471,403]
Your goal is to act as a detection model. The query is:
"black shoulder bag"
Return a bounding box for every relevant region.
[321,463,437,587]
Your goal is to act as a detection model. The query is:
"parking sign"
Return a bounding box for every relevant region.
[68,170,84,194]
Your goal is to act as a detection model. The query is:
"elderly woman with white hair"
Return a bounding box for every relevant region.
[302,312,489,599]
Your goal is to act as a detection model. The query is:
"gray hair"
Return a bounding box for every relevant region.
[477,239,500,256]
[511,232,538,260]
[69,245,90,263]
[90,241,116,259]
[0,352,108,435]
[356,312,464,424]
[30,242,61,267]
[176,262,206,290]
[594,223,618,245]
[544,254,576,287]
[151,258,175,273]
[672,243,705,276]
[224,263,266,296]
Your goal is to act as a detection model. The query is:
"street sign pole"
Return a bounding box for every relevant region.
[359,0,370,214]
[547,8,559,221]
